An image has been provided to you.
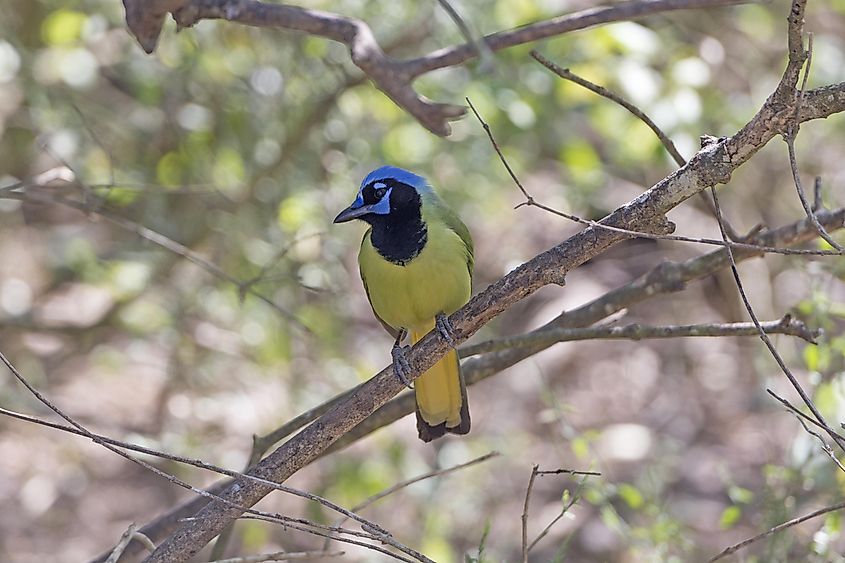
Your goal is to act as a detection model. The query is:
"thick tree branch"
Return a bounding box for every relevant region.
[141,3,845,558]
[122,0,748,135]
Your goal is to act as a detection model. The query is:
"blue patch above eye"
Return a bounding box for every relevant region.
[370,187,392,214]
[350,193,365,209]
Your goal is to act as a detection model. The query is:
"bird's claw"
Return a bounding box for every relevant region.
[392,345,413,389]
[435,313,456,347]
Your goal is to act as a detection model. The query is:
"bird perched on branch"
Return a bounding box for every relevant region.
[334,166,474,442]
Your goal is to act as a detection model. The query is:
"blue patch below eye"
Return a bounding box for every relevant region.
[370,187,392,214]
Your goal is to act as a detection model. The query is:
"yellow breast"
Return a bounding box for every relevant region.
[359,223,472,333]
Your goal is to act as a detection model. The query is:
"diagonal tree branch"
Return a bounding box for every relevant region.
[121,0,749,135]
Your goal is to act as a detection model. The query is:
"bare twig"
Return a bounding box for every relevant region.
[236,232,325,302]
[766,390,845,472]
[236,515,417,563]
[354,452,499,512]
[1,185,309,332]
[0,407,418,551]
[784,34,845,253]
[323,452,500,550]
[796,416,845,473]
[529,50,742,240]
[105,523,154,563]
[520,466,595,557]
[461,316,818,356]
[535,469,602,477]
[521,465,539,563]
[209,551,344,563]
[530,51,685,166]
[766,389,845,442]
[527,486,583,553]
[434,0,495,72]
[813,177,823,211]
[708,501,845,561]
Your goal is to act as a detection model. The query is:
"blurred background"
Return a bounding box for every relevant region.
[2,0,845,561]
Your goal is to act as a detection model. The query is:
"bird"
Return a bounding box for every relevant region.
[334,166,474,442]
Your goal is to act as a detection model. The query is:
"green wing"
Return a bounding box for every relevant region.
[428,197,474,281]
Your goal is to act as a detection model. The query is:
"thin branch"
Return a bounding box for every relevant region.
[529,50,742,240]
[236,515,417,563]
[434,0,495,72]
[527,487,582,553]
[521,465,539,563]
[209,551,344,563]
[813,177,823,211]
[461,317,818,356]
[708,501,845,562]
[323,452,500,550]
[766,389,845,442]
[8,392,492,563]
[523,469,598,553]
[536,469,602,477]
[354,451,499,512]
[105,524,153,563]
[1,185,309,332]
[530,51,685,166]
[795,416,845,473]
[766,390,845,472]
[784,35,845,252]
[237,232,325,302]
[404,0,746,76]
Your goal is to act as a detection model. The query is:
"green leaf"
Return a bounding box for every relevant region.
[618,483,645,509]
[42,9,87,45]
[728,485,754,504]
[719,506,742,529]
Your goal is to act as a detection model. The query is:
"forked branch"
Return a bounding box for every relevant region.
[122,0,747,135]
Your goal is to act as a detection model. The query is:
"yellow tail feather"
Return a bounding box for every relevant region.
[411,325,465,430]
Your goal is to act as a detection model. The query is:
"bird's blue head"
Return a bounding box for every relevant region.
[333,166,431,224]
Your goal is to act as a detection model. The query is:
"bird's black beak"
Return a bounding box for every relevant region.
[333,203,371,223]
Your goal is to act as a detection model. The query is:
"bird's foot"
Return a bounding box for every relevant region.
[435,313,456,347]
[392,344,414,389]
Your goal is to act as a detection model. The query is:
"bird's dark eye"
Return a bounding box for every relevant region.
[375,187,387,198]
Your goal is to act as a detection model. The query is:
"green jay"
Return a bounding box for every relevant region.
[334,166,473,442]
